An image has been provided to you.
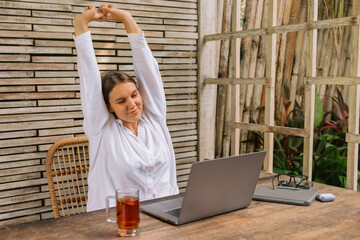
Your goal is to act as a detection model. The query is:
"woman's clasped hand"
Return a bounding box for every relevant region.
[75,4,133,23]
[74,4,141,36]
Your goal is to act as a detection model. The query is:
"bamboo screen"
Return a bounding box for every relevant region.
[0,0,198,226]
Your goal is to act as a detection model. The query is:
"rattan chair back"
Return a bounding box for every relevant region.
[45,136,89,218]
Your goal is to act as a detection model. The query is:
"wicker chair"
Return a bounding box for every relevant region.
[45,136,90,218]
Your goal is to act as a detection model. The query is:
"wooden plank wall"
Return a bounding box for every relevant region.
[0,0,198,226]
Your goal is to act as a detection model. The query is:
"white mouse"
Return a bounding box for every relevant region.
[316,193,335,202]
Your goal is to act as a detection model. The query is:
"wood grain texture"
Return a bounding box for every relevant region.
[303,0,317,180]
[306,76,360,85]
[263,0,276,173]
[205,16,360,41]
[227,0,241,155]
[197,0,217,161]
[346,0,360,190]
[0,0,198,226]
[1,179,360,239]
[231,122,309,137]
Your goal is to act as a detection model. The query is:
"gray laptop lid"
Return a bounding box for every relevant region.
[253,186,318,206]
[140,151,266,225]
[179,151,265,224]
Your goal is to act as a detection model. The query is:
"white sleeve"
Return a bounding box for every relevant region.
[127,32,166,119]
[74,31,110,136]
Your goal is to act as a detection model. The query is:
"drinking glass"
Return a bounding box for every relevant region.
[106,187,140,237]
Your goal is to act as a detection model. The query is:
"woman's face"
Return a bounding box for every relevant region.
[107,82,143,123]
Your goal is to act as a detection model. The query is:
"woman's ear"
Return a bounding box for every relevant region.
[107,104,114,113]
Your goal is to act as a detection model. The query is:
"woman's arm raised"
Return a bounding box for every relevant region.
[100,4,167,119]
[74,6,110,136]
[74,5,105,36]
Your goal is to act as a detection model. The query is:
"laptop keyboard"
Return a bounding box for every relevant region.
[165,207,181,217]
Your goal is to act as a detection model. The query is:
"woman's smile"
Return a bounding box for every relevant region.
[129,108,139,114]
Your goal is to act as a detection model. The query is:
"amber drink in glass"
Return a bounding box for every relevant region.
[106,188,140,237]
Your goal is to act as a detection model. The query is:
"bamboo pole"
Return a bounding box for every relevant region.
[328,2,344,120]
[215,0,232,158]
[319,4,335,117]
[223,84,232,157]
[239,0,258,154]
[223,0,242,157]
[341,0,352,106]
[295,30,307,108]
[303,0,317,180]
[215,0,225,78]
[288,0,307,117]
[249,0,268,152]
[328,12,343,120]
[229,0,241,156]
[198,0,217,162]
[321,29,335,120]
[240,0,265,153]
[283,0,301,86]
[263,0,277,173]
[346,0,360,191]
[316,2,325,70]
[275,0,292,125]
[329,2,341,74]
[336,0,351,114]
[275,0,286,65]
[316,3,327,104]
[317,0,330,101]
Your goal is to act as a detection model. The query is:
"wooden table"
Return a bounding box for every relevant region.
[2,178,360,240]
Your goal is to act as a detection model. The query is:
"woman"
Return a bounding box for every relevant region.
[74,4,179,212]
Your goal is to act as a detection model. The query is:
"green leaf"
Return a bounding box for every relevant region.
[273,155,286,170]
[314,90,323,128]
[274,135,286,161]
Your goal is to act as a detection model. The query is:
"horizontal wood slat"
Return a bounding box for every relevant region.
[0,0,198,227]
[205,78,269,85]
[52,166,89,177]
[231,122,309,137]
[306,77,360,85]
[205,16,360,41]
[346,133,360,143]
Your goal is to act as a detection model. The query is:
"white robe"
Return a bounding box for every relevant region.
[74,31,179,212]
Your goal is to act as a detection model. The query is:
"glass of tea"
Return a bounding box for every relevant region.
[106,187,140,237]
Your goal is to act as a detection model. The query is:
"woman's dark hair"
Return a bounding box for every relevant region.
[101,71,137,106]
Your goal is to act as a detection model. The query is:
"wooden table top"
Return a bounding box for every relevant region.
[2,177,360,240]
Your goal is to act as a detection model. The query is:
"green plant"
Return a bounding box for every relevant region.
[271,83,321,175]
[251,87,360,191]
[272,102,304,175]
[312,131,348,187]
[312,88,358,189]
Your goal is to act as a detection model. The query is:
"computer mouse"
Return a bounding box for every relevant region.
[316,193,335,202]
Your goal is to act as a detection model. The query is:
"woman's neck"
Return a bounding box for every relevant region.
[123,121,138,136]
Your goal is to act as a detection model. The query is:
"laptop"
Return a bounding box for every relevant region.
[253,185,318,206]
[140,151,266,225]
